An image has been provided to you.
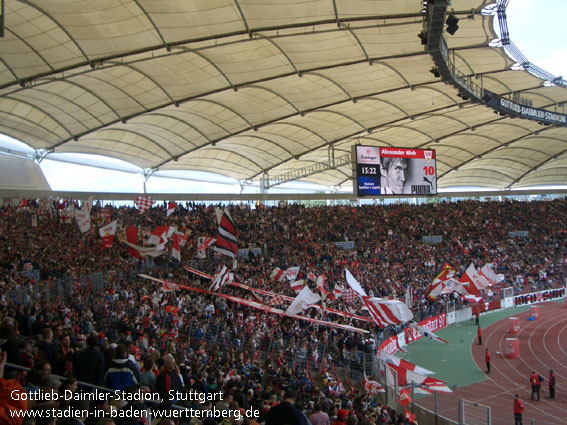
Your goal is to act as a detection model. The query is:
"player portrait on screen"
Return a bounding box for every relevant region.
[380,157,409,194]
[378,148,436,195]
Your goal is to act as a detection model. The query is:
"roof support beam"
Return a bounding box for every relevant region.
[244,85,302,115]
[5,28,54,72]
[57,79,121,120]
[112,62,175,104]
[132,0,169,50]
[305,72,355,102]
[82,74,147,111]
[0,14,428,90]
[233,0,252,37]
[172,47,237,91]
[31,87,102,127]
[95,128,175,159]
[15,0,91,65]
[4,95,73,137]
[255,35,300,75]
[371,60,412,89]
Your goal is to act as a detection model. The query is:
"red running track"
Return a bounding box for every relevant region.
[417,301,567,425]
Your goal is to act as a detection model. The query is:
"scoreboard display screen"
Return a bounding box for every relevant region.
[353,145,437,197]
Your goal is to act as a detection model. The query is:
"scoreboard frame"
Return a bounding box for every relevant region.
[352,145,437,197]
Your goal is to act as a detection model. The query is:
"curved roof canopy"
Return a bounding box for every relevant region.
[1,0,567,190]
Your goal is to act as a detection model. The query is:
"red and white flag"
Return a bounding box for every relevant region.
[135,195,154,213]
[75,208,91,233]
[307,272,317,282]
[404,409,415,423]
[426,262,456,300]
[99,220,117,249]
[196,236,215,258]
[214,208,238,259]
[398,388,412,407]
[461,263,489,291]
[345,269,367,297]
[177,227,191,247]
[285,266,300,281]
[270,267,285,282]
[165,305,178,314]
[363,372,385,394]
[162,281,180,292]
[388,363,452,393]
[315,275,329,296]
[457,264,484,303]
[125,241,166,257]
[127,225,142,259]
[268,294,286,306]
[171,233,182,262]
[480,263,504,286]
[408,322,448,344]
[362,297,413,328]
[209,265,233,292]
[342,288,359,304]
[285,286,320,316]
[147,225,176,246]
[329,284,345,301]
[378,350,435,375]
[166,201,176,217]
[290,279,306,293]
[224,369,237,382]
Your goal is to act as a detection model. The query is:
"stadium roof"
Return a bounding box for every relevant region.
[1,0,567,191]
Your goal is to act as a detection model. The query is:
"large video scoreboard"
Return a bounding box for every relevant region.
[352,145,437,197]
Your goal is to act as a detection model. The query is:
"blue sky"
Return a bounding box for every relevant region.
[1,0,565,193]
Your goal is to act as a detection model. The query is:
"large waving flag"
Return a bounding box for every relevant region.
[362,297,413,328]
[461,263,488,291]
[290,279,306,293]
[125,241,166,257]
[457,264,484,303]
[214,208,238,258]
[75,207,91,233]
[426,262,456,300]
[99,220,117,248]
[135,195,154,213]
[342,288,359,304]
[315,275,329,297]
[127,225,142,259]
[285,286,321,316]
[270,267,285,282]
[378,350,435,375]
[345,269,367,297]
[387,363,452,393]
[171,233,182,262]
[285,266,300,281]
[408,322,448,344]
[363,372,385,394]
[209,265,233,292]
[147,225,176,246]
[166,201,176,217]
[196,236,215,258]
[480,263,504,286]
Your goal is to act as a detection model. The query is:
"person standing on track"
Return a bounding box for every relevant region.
[513,394,525,425]
[548,369,556,398]
[529,371,541,401]
[484,348,491,374]
[477,325,482,345]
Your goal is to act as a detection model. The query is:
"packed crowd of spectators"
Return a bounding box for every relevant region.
[1,197,566,425]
